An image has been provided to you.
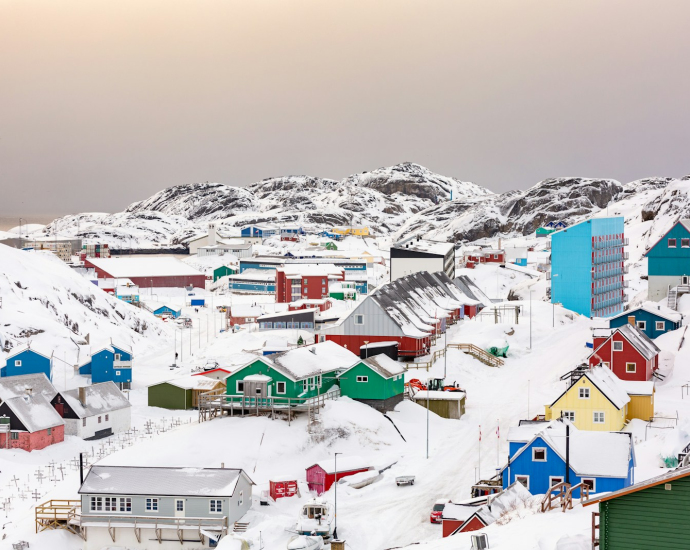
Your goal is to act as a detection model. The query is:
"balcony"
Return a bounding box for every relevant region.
[113,361,132,368]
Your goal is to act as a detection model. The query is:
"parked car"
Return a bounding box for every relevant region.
[430,498,451,523]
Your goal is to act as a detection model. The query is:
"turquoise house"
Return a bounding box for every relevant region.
[551,217,626,318]
[645,220,690,302]
[0,346,53,380]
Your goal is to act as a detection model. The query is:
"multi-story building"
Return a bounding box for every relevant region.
[644,219,690,301]
[275,264,344,303]
[390,237,455,282]
[551,217,627,318]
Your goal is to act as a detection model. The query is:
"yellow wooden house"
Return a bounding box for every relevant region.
[545,366,654,431]
[332,226,371,237]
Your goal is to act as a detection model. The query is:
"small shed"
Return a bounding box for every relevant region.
[337,354,406,412]
[148,376,224,410]
[213,265,238,282]
[269,478,299,500]
[413,390,466,420]
[359,341,398,360]
[306,457,373,495]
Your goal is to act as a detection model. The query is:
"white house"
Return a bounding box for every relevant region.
[53,382,131,439]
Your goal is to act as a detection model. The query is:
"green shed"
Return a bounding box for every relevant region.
[148,375,224,410]
[337,354,406,412]
[586,467,690,550]
[213,265,238,282]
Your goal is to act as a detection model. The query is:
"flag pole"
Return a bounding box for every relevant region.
[497,421,500,469]
[478,425,481,481]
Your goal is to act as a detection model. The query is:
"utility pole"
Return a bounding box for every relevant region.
[333,452,342,539]
[529,290,533,350]
[426,380,430,459]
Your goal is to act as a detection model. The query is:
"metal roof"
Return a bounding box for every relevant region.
[3,394,63,432]
[0,373,57,402]
[59,382,132,418]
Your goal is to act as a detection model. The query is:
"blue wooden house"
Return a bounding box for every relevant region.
[78,341,133,390]
[645,220,690,302]
[0,345,53,380]
[608,302,682,340]
[502,421,634,497]
[143,301,181,319]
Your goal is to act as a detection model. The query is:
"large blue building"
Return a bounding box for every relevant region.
[608,303,682,340]
[645,220,690,302]
[79,341,133,390]
[0,346,53,380]
[551,217,627,318]
[240,225,279,239]
[502,421,635,498]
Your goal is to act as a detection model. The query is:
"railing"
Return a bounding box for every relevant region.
[592,512,600,547]
[541,482,569,513]
[408,347,446,371]
[562,482,590,511]
[448,343,504,367]
[35,500,81,534]
[113,361,132,368]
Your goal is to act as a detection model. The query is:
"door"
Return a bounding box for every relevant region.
[683,276,689,285]
[175,499,185,518]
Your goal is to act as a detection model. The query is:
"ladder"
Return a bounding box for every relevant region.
[668,286,678,310]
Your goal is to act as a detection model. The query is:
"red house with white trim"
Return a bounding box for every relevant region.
[306,457,372,495]
[588,324,660,381]
[442,505,494,537]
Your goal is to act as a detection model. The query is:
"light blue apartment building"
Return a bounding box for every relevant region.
[551,217,627,318]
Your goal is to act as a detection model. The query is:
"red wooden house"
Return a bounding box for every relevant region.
[306,457,372,495]
[465,250,506,264]
[442,506,494,537]
[269,478,299,500]
[589,324,660,381]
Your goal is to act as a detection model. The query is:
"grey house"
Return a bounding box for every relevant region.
[79,465,254,550]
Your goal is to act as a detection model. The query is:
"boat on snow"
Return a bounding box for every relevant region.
[294,498,334,539]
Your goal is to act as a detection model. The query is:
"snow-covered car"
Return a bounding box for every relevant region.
[430,499,451,523]
[396,475,415,486]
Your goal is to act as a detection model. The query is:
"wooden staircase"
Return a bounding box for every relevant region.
[448,343,505,367]
[541,482,590,513]
[233,522,249,533]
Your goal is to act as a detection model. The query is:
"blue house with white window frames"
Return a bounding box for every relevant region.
[645,219,690,301]
[0,345,53,380]
[608,302,682,340]
[79,341,133,390]
[502,420,634,497]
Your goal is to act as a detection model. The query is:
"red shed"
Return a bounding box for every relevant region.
[589,324,660,381]
[269,478,299,500]
[442,504,494,537]
[306,457,373,495]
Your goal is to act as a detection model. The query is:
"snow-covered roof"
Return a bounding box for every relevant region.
[608,302,682,324]
[161,375,222,391]
[230,304,263,318]
[0,373,57,402]
[341,354,406,379]
[442,503,480,521]
[584,466,690,506]
[570,367,630,410]
[615,324,661,360]
[3,343,53,361]
[277,264,344,278]
[268,341,360,381]
[200,242,252,251]
[59,382,131,418]
[308,456,372,474]
[141,300,181,313]
[227,269,276,282]
[412,390,466,401]
[3,394,64,433]
[115,285,139,295]
[359,341,398,349]
[507,421,555,443]
[244,374,272,382]
[87,257,203,278]
[392,237,454,256]
[619,380,655,396]
[257,308,317,321]
[509,422,633,478]
[79,466,252,496]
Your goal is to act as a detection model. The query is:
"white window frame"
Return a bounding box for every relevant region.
[579,388,590,399]
[210,499,223,513]
[114,353,121,361]
[175,499,185,512]
[354,315,364,325]
[276,381,286,395]
[668,238,677,248]
[532,447,547,462]
[90,496,103,511]
[613,341,623,352]
[625,362,636,373]
[562,411,575,422]
[14,360,21,367]
[636,321,646,330]
[682,238,690,248]
[593,411,605,424]
[581,478,596,492]
[146,498,159,512]
[356,375,369,383]
[236,381,244,394]
[656,321,665,330]
[493,254,499,259]
[549,476,565,487]
[316,374,322,388]
[238,490,244,506]
[515,475,530,489]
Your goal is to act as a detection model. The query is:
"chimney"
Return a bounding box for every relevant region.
[627,316,635,326]
[78,386,87,406]
[25,387,33,396]
[221,462,225,469]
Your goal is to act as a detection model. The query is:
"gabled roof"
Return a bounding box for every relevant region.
[0,373,57,402]
[337,354,406,380]
[269,341,359,380]
[159,375,223,391]
[3,393,64,432]
[608,302,682,324]
[141,300,182,314]
[590,324,660,361]
[59,382,131,418]
[308,456,372,474]
[644,219,690,257]
[583,466,690,506]
[79,466,253,496]
[549,367,630,410]
[4,344,53,362]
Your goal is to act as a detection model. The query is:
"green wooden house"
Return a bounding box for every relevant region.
[337,354,406,411]
[213,265,238,282]
[324,242,338,251]
[225,341,360,402]
[148,375,224,410]
[585,466,690,549]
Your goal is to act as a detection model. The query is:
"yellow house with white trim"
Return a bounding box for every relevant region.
[332,226,371,237]
[545,367,654,432]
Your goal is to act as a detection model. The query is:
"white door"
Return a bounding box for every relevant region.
[175,499,185,517]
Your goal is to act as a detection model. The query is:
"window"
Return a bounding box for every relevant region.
[581,478,596,492]
[549,476,564,487]
[14,360,21,367]
[669,238,677,248]
[516,475,529,489]
[115,370,121,376]
[683,239,690,248]
[626,362,636,373]
[493,254,499,259]
[656,321,665,330]
[119,497,132,512]
[276,381,286,394]
[176,500,185,512]
[300,322,314,329]
[105,414,109,421]
[47,427,52,435]
[354,315,364,325]
[579,388,590,399]
[238,491,244,506]
[356,375,369,383]
[90,497,103,511]
[316,374,322,388]
[562,411,575,422]
[636,321,646,330]
[236,381,244,393]
[532,448,547,462]
[10,432,18,440]
[98,416,102,424]
[114,354,121,361]
[146,498,159,511]
[593,411,605,424]
[104,497,118,512]
[613,341,623,351]
[302,379,308,392]
[210,499,223,513]
[82,418,87,427]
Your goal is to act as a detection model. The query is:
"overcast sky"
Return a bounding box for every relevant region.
[1,0,690,216]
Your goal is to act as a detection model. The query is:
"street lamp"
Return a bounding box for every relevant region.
[333,452,342,539]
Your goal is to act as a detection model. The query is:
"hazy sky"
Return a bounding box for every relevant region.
[2,0,690,216]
